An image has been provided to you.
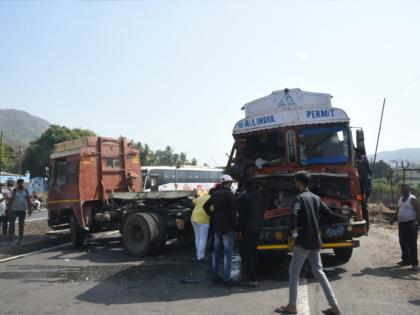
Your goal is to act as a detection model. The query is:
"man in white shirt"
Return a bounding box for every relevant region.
[393,184,420,271]
[0,182,9,238]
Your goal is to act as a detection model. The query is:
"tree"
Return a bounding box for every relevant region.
[372,160,391,180]
[134,142,156,166]
[22,125,96,177]
[134,142,198,166]
[0,143,18,173]
[155,146,175,166]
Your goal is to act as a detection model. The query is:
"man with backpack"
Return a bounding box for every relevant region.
[9,179,32,246]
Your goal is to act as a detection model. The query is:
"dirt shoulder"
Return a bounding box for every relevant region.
[0,216,68,260]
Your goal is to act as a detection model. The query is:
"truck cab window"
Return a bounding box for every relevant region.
[56,160,67,186]
[106,158,120,168]
[240,130,285,162]
[67,162,78,185]
[298,125,349,165]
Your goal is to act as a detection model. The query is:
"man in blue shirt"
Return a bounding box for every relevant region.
[9,179,32,245]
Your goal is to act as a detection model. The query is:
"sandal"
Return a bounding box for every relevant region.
[274,306,297,314]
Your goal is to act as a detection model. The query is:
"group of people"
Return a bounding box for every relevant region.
[190,171,343,315]
[0,179,34,245]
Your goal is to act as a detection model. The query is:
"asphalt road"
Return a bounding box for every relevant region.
[0,224,419,315]
[26,209,48,222]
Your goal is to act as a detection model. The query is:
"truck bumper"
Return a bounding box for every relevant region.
[257,239,360,252]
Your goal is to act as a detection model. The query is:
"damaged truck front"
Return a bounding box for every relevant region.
[226,88,369,262]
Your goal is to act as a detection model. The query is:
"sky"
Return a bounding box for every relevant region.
[1,1,420,166]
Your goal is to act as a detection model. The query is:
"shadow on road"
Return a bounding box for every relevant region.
[352,266,420,281]
[408,299,420,306]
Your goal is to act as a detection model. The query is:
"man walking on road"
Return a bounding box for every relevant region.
[9,179,32,246]
[238,179,263,287]
[393,184,420,271]
[275,171,341,315]
[204,174,237,285]
[0,182,8,238]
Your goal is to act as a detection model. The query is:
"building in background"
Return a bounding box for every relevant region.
[0,171,30,185]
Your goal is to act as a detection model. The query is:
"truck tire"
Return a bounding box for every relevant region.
[70,213,85,247]
[333,247,353,262]
[122,213,158,257]
[148,213,167,254]
[176,222,195,249]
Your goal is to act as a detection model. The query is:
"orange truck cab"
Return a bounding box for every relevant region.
[226,88,369,262]
[48,137,195,257]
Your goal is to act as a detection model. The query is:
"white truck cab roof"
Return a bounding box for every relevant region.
[233,88,349,135]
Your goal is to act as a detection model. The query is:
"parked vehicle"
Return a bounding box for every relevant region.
[226,88,369,262]
[47,137,195,257]
[141,166,223,192]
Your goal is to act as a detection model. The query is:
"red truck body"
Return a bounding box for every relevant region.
[48,137,142,229]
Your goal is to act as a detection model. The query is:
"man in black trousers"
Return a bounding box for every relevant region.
[238,179,264,287]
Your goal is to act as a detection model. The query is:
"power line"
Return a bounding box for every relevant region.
[387,73,420,98]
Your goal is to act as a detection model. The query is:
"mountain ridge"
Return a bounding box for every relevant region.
[0,108,50,148]
[368,148,420,163]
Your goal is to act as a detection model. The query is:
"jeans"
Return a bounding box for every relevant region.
[9,211,26,242]
[212,231,234,281]
[0,213,9,236]
[399,221,418,266]
[192,222,210,260]
[240,231,259,281]
[289,245,338,307]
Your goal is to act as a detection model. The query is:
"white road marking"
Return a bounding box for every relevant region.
[25,217,47,222]
[0,242,71,264]
[297,279,311,315]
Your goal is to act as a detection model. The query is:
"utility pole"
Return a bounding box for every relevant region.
[372,98,386,173]
[18,146,22,175]
[389,167,395,209]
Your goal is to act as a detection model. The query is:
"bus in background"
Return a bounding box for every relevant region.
[141,166,223,192]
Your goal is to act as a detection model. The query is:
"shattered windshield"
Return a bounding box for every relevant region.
[298,125,349,165]
[239,130,285,162]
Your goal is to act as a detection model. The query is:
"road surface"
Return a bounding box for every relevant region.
[0,224,419,315]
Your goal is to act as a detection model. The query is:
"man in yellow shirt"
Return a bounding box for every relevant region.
[191,188,215,261]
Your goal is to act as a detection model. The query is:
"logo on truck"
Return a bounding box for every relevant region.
[278,94,296,107]
[306,109,335,119]
[237,115,276,130]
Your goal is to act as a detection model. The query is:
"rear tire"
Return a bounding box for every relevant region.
[122,213,158,257]
[70,213,85,247]
[148,213,167,254]
[333,247,353,262]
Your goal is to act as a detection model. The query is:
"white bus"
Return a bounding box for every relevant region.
[141,166,224,192]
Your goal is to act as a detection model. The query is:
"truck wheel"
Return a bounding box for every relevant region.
[148,213,167,254]
[333,247,353,262]
[122,213,158,257]
[70,213,85,247]
[176,222,195,249]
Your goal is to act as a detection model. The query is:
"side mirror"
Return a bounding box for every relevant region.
[356,129,366,156]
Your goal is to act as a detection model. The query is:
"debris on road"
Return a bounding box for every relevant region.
[368,203,395,223]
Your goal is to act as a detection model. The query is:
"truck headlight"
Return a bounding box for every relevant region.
[341,205,352,215]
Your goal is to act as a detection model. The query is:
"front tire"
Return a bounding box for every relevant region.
[70,213,85,247]
[333,247,353,262]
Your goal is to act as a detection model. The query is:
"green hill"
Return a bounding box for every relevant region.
[0,109,50,148]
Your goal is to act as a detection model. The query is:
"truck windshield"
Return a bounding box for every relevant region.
[298,125,349,165]
[240,130,285,162]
